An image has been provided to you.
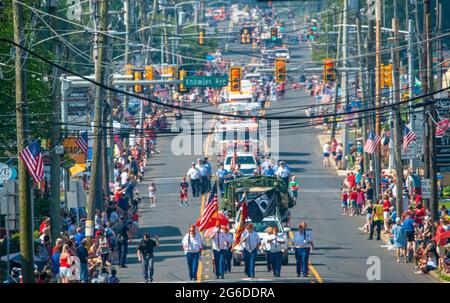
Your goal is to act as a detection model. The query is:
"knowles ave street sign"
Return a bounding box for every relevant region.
[184,76,228,88]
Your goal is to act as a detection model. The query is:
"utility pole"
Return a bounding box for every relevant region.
[13,0,34,283]
[330,9,343,142]
[87,0,108,245]
[375,0,382,198]
[356,10,369,174]
[392,0,403,215]
[407,20,415,170]
[341,0,349,170]
[423,0,438,233]
[422,0,430,210]
[145,0,159,66]
[48,1,62,245]
[124,0,130,65]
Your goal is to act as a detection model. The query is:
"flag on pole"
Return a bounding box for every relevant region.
[18,139,44,183]
[402,125,417,151]
[198,183,218,232]
[75,131,88,155]
[114,135,124,155]
[436,118,450,137]
[364,130,381,154]
[232,199,248,249]
[124,110,136,127]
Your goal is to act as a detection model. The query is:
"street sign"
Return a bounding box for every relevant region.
[184,76,228,88]
[436,135,450,172]
[63,137,86,164]
[0,163,12,183]
[421,179,431,199]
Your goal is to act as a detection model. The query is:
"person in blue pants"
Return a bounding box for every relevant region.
[241,224,261,278]
[268,226,285,277]
[211,226,227,279]
[293,222,314,277]
[182,225,204,281]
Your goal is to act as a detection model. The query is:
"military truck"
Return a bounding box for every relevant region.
[221,175,296,221]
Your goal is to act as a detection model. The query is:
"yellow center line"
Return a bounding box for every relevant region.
[309,262,323,283]
[197,126,214,283]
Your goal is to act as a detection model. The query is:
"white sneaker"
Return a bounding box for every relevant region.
[414,271,423,275]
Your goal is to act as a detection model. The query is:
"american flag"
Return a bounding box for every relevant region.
[402,125,417,151]
[436,118,450,137]
[75,131,88,155]
[124,110,136,127]
[19,139,44,184]
[114,135,124,155]
[364,130,381,154]
[198,183,218,232]
[232,199,248,249]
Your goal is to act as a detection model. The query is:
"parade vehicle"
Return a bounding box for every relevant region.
[231,214,290,266]
[274,48,290,61]
[218,102,261,119]
[223,153,259,176]
[221,176,296,220]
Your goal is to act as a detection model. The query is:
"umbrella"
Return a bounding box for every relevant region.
[70,164,86,176]
[195,211,229,231]
[0,253,44,263]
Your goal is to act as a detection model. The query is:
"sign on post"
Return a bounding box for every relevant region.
[0,163,13,184]
[63,137,86,164]
[421,179,431,199]
[184,76,228,88]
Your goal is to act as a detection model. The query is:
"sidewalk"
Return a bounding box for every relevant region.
[316,128,448,283]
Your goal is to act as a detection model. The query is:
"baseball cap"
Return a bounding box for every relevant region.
[395,217,401,223]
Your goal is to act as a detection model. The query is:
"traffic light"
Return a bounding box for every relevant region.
[229,66,242,92]
[382,63,393,87]
[171,65,178,80]
[125,64,133,76]
[134,71,142,93]
[198,28,205,46]
[323,58,335,82]
[280,22,285,31]
[271,27,278,41]
[275,59,286,83]
[240,27,252,44]
[144,66,153,80]
[179,70,187,92]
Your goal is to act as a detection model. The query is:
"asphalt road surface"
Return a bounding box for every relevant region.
[117,15,436,284]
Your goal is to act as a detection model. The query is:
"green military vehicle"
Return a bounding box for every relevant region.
[221,175,296,220]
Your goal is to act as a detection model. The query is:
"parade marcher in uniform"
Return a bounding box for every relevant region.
[137,233,159,283]
[293,222,314,277]
[265,225,286,277]
[187,162,201,197]
[210,225,228,279]
[275,161,290,187]
[216,163,228,196]
[223,226,234,273]
[182,225,203,281]
[241,224,261,278]
[261,227,274,272]
[368,199,384,241]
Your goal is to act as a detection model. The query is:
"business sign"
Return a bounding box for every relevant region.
[184,76,228,88]
[63,137,86,164]
[421,179,431,199]
[66,87,94,116]
[436,135,450,173]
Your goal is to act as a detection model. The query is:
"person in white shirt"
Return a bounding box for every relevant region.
[264,225,286,277]
[120,169,129,185]
[240,224,261,278]
[261,227,274,272]
[293,222,314,277]
[196,159,208,195]
[323,142,331,167]
[275,162,290,186]
[186,163,201,197]
[210,225,228,279]
[181,225,203,281]
[222,227,234,273]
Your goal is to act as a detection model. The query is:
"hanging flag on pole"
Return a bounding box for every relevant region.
[232,198,248,249]
[402,125,417,151]
[436,118,450,137]
[364,130,381,154]
[124,110,136,127]
[198,183,218,232]
[75,131,88,155]
[114,135,124,155]
[18,139,44,183]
